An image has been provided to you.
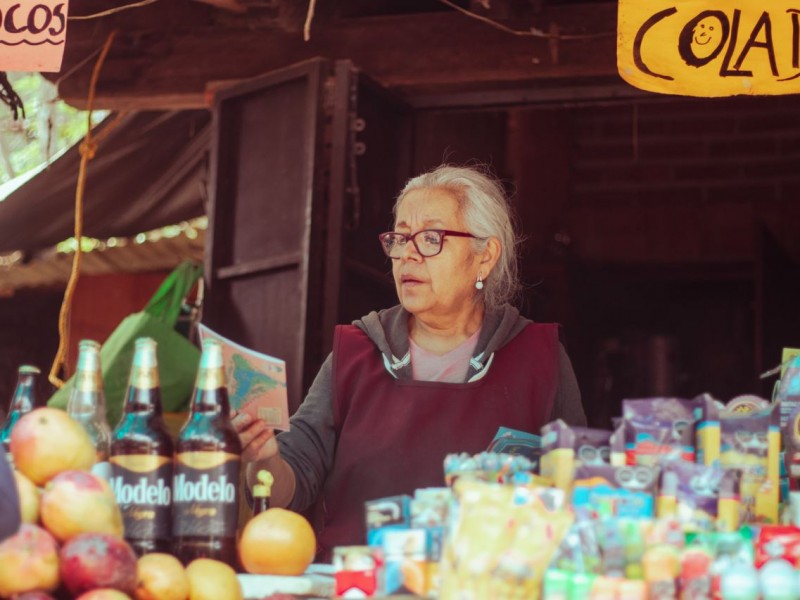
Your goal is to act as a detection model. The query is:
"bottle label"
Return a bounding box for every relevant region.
[196,368,225,391]
[131,366,159,390]
[172,452,240,537]
[110,455,172,540]
[76,369,103,393]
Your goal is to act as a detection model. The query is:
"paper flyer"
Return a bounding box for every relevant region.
[197,323,290,431]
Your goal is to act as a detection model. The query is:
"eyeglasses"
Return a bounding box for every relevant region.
[378,229,482,259]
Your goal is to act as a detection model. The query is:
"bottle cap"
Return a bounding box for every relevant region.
[18,365,40,375]
[252,469,274,498]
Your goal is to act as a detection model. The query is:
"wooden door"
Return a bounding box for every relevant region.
[204,58,334,412]
[204,59,412,411]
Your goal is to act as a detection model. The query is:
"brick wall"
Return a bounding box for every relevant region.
[565,96,800,263]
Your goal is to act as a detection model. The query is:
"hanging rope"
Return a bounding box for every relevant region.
[49,30,126,388]
[0,72,25,121]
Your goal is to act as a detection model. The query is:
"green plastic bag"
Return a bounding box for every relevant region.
[48,261,204,427]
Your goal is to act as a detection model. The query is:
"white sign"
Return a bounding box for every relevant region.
[0,0,69,72]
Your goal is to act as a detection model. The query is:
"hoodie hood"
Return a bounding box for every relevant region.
[353,304,531,381]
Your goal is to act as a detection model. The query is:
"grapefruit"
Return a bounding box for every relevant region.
[238,507,316,576]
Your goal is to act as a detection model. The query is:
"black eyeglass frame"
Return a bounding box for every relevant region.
[378,229,483,259]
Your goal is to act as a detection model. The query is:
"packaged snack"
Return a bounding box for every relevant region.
[439,479,573,600]
[622,396,719,468]
[550,513,602,575]
[333,545,384,597]
[410,487,452,597]
[753,524,800,568]
[720,405,780,523]
[703,527,756,599]
[443,451,534,486]
[642,544,681,600]
[595,519,627,577]
[382,528,429,596]
[657,460,742,532]
[540,419,613,492]
[573,464,659,519]
[776,354,800,429]
[679,542,714,600]
[364,495,411,547]
[487,426,543,470]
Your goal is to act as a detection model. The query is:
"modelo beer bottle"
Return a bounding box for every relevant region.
[110,338,174,556]
[172,338,241,566]
[0,365,41,456]
[67,340,112,479]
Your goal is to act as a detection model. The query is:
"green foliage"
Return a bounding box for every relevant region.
[0,72,108,184]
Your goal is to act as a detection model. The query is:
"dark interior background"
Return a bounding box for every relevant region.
[5,93,800,429]
[336,93,800,428]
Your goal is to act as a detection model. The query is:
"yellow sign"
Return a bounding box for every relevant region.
[618,0,800,95]
[0,0,68,72]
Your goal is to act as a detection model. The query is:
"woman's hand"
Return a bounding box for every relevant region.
[231,409,280,463]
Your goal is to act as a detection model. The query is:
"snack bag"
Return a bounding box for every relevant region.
[657,460,742,532]
[719,405,780,524]
[439,479,573,600]
[540,419,612,492]
[572,463,659,519]
[622,396,719,467]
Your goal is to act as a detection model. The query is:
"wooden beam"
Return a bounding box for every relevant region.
[50,4,618,110]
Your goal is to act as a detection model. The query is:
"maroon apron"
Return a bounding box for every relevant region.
[319,322,559,556]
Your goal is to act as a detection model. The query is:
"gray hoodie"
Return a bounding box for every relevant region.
[0,448,20,542]
[277,303,586,512]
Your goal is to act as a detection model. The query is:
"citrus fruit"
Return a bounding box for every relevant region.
[134,553,189,600]
[238,507,316,576]
[185,558,241,600]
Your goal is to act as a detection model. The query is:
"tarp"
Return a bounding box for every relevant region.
[0,110,211,254]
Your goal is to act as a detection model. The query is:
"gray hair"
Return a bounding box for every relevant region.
[394,164,520,310]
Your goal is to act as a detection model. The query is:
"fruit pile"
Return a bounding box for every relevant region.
[0,408,243,600]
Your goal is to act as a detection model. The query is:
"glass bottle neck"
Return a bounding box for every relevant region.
[68,389,107,419]
[122,388,164,415]
[10,374,37,412]
[124,363,162,415]
[189,387,231,415]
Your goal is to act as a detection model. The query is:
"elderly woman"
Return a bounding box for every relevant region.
[233,164,586,554]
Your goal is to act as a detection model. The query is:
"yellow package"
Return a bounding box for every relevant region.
[439,479,573,600]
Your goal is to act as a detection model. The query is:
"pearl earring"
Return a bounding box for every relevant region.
[475,272,484,290]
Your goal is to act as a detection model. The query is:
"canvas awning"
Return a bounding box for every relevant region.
[0,110,211,255]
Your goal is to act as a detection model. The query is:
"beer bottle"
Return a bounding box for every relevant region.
[110,338,174,556]
[172,338,242,567]
[0,365,41,454]
[67,340,112,480]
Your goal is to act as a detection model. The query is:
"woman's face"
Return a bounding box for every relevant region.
[392,187,486,321]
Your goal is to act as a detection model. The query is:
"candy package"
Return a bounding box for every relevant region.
[540,419,613,492]
[657,460,741,532]
[621,396,719,467]
[439,479,573,600]
[573,463,659,519]
[719,405,780,523]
